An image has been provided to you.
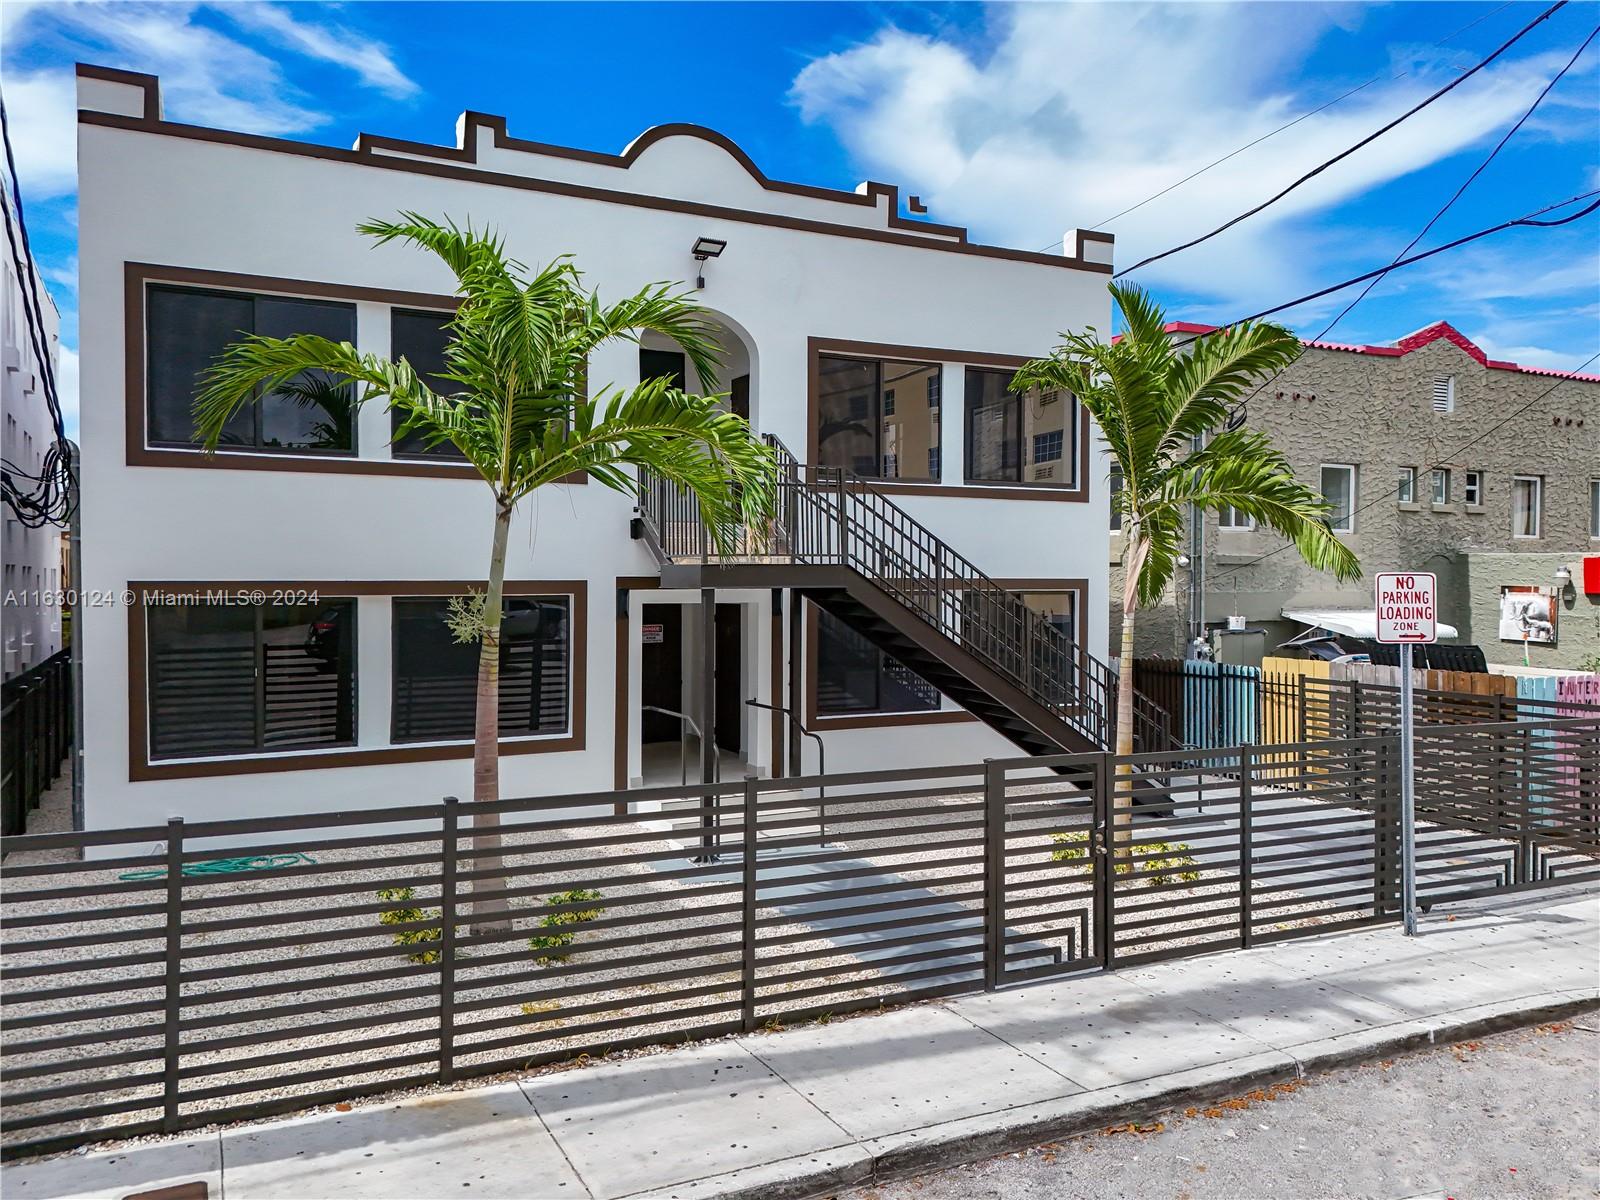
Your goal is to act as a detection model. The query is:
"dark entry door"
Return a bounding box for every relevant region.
[641,603,683,743]
[730,374,750,421]
[714,604,742,753]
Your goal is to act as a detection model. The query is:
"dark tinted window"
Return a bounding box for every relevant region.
[640,348,688,390]
[815,609,939,715]
[147,600,357,760]
[816,355,941,482]
[390,309,464,459]
[392,596,571,742]
[146,285,356,453]
[964,367,1074,486]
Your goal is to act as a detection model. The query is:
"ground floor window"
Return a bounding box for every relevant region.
[815,609,940,715]
[146,599,357,760]
[391,596,571,742]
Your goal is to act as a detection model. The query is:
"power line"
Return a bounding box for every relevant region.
[1,84,75,529]
[1114,0,1570,279]
[1212,346,1600,583]
[1070,1,1516,241]
[1315,20,1600,343]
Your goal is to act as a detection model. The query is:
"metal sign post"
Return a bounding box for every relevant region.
[1375,571,1437,936]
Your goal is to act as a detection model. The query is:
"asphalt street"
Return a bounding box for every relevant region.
[850,1018,1600,1200]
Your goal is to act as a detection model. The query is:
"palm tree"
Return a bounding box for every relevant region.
[1012,282,1359,780]
[195,214,776,928]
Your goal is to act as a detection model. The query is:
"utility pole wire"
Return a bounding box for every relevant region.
[1114,0,1569,279]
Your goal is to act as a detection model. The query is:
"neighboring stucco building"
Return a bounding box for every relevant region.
[1111,321,1600,670]
[76,64,1119,831]
[1,185,65,680]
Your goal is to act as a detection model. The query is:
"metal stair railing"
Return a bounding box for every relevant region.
[636,436,1174,752]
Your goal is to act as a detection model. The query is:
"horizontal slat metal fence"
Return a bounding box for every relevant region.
[4,718,1597,1157]
[1,648,73,838]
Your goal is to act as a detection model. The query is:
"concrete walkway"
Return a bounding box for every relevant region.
[6,889,1596,1200]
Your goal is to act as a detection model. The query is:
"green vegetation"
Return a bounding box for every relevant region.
[1050,830,1201,886]
[529,887,604,965]
[376,885,441,965]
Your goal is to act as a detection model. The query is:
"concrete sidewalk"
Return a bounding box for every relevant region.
[6,889,1596,1200]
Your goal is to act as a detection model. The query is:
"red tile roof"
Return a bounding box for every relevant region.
[1162,320,1600,382]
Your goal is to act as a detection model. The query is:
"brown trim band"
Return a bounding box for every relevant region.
[123,262,584,483]
[77,65,1112,275]
[806,338,1091,503]
[127,580,588,781]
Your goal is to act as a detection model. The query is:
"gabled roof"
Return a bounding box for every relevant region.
[1162,320,1600,382]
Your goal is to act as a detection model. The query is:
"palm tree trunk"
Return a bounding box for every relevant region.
[1113,534,1149,833]
[469,500,513,933]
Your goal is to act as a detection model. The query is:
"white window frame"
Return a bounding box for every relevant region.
[1320,463,1358,533]
[1217,503,1254,531]
[1431,468,1450,506]
[1396,466,1416,505]
[1589,478,1599,540]
[1511,475,1542,539]
[1463,470,1483,507]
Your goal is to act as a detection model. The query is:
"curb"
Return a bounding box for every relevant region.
[643,991,1600,1200]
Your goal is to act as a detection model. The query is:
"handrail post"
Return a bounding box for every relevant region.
[835,471,848,565]
[439,796,459,1083]
[741,777,759,1032]
[161,816,184,1132]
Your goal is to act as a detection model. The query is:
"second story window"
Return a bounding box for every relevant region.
[1320,464,1357,533]
[1431,468,1450,506]
[1512,475,1542,538]
[964,367,1075,487]
[1217,504,1254,530]
[390,309,466,460]
[1397,466,1416,504]
[1464,471,1483,507]
[146,284,356,453]
[817,355,940,482]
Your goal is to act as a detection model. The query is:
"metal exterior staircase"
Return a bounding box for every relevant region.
[634,436,1173,758]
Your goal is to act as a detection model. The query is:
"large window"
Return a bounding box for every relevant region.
[147,285,356,453]
[964,368,1074,487]
[816,355,940,482]
[815,610,939,716]
[1320,464,1357,533]
[146,600,356,760]
[1512,476,1542,539]
[392,596,571,741]
[390,308,464,460]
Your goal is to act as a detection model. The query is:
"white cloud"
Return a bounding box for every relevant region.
[217,3,418,99]
[4,71,80,201]
[1466,333,1595,373]
[791,4,1596,312]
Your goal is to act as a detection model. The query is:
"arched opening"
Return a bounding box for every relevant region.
[637,307,759,434]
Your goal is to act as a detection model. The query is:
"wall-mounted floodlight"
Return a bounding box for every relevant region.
[692,237,727,289]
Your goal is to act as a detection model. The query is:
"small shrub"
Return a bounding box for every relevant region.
[377,885,441,964]
[1050,832,1201,887]
[529,888,603,964]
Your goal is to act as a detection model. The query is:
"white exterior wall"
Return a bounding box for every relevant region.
[1,192,64,679]
[75,68,1112,830]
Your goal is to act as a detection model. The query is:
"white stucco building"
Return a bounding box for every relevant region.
[2,184,64,681]
[75,64,1117,831]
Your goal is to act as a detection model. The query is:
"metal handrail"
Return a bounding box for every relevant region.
[636,436,1175,753]
[745,697,826,841]
[639,704,721,858]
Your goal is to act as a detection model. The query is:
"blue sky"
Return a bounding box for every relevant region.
[4,1,1597,438]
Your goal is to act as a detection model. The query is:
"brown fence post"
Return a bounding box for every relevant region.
[982,760,1003,992]
[740,777,759,1031]
[1372,739,1398,922]
[439,796,458,1083]
[1518,726,1534,885]
[1238,744,1254,949]
[161,816,184,1132]
[1096,751,1116,969]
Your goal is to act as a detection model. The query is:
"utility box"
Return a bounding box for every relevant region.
[1211,627,1267,667]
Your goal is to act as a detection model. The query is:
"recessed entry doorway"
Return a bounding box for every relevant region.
[639,599,747,786]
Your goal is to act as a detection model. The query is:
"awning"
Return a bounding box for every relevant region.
[1281,608,1459,640]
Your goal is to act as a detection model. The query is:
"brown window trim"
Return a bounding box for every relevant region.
[807,338,1090,503]
[124,262,586,483]
[128,579,587,781]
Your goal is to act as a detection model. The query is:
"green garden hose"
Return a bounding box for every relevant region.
[118,852,315,881]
